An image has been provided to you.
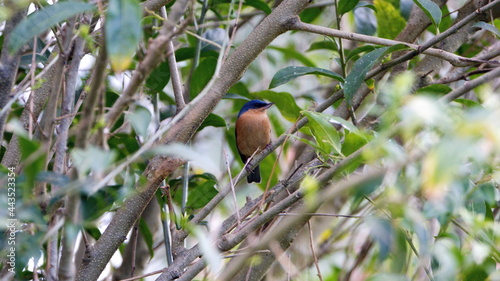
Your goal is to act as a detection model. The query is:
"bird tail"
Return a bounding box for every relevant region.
[247,165,261,183]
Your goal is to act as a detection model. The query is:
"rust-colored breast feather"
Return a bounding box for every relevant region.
[236,109,271,158]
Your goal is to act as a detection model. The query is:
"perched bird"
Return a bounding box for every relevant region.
[235,100,273,183]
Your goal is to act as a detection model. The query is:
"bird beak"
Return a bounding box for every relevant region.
[264,103,274,109]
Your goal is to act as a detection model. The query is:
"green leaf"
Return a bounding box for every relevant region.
[151,143,220,175]
[322,114,362,134]
[198,113,226,132]
[453,99,482,109]
[374,0,406,39]
[187,180,218,209]
[473,22,500,38]
[268,46,316,67]
[345,45,377,63]
[244,0,272,15]
[269,66,344,89]
[139,218,154,259]
[17,135,46,194]
[189,57,218,99]
[126,105,151,137]
[415,84,452,96]
[175,48,219,61]
[106,0,143,72]
[288,133,325,154]
[338,0,360,14]
[71,146,117,179]
[340,131,368,174]
[344,45,407,106]
[8,2,95,54]
[302,111,342,155]
[367,217,394,261]
[299,7,324,23]
[307,40,338,52]
[413,0,442,29]
[85,226,102,240]
[252,90,302,121]
[81,185,122,220]
[145,61,171,92]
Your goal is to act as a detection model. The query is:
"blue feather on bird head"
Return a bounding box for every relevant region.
[238,100,274,118]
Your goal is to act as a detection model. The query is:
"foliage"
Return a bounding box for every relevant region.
[0,0,499,281]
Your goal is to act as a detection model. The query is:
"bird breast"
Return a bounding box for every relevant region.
[236,110,271,157]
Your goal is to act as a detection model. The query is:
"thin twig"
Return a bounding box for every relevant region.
[118,268,165,281]
[224,149,241,224]
[307,221,323,281]
[160,7,186,110]
[130,222,139,277]
[292,21,500,68]
[441,67,500,102]
[278,212,361,218]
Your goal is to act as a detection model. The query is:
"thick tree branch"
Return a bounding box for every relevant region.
[0,4,26,141]
[142,0,174,12]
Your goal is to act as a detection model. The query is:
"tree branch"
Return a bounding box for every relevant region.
[0,3,26,141]
[291,21,499,67]
[442,66,500,102]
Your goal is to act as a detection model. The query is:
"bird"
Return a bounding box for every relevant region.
[235,100,273,183]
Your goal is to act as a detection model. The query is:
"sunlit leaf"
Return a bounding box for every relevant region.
[8,2,95,54]
[106,0,142,72]
[302,111,342,155]
[269,66,344,89]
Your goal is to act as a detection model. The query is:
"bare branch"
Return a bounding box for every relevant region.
[291,21,499,67]
[442,67,500,102]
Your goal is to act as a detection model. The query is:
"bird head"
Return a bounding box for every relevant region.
[238,100,274,117]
